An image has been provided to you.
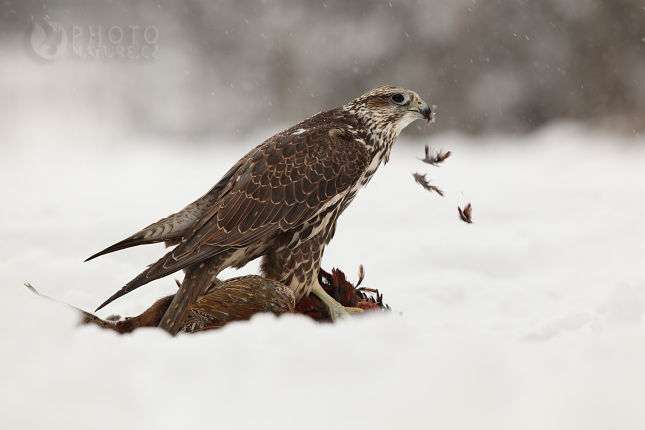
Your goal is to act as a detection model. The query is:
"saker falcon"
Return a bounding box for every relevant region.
[87,85,435,335]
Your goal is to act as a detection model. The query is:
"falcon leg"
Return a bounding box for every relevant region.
[158,257,218,335]
[311,285,364,322]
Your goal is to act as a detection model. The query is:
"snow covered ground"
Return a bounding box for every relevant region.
[1,123,644,429]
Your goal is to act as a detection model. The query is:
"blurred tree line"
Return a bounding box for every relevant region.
[1,0,643,136]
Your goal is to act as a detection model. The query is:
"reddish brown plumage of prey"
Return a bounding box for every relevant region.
[86,85,435,335]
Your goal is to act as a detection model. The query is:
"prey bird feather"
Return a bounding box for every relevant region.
[86,85,434,334]
[458,203,473,223]
[412,172,444,196]
[418,144,451,166]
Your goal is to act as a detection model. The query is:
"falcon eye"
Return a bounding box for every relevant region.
[391,93,405,104]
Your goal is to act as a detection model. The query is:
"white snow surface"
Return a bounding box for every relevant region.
[1,123,645,429]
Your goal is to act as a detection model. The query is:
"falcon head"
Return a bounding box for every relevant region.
[347,85,435,138]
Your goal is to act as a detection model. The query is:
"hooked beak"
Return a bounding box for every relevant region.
[408,101,435,123]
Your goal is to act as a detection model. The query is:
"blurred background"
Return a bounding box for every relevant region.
[2,7,645,426]
[1,0,643,145]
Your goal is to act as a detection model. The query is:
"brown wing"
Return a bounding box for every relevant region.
[149,125,370,278]
[95,124,370,311]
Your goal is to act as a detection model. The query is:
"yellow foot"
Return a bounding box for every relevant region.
[312,287,364,322]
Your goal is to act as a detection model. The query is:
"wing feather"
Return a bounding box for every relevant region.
[173,129,369,258]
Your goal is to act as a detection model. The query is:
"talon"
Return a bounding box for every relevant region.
[312,285,362,322]
[328,302,352,322]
